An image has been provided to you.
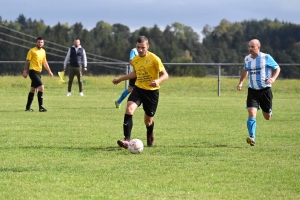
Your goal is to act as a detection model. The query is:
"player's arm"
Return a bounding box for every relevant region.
[149,70,169,87]
[43,61,53,77]
[237,69,248,90]
[158,70,169,83]
[82,49,87,71]
[266,67,281,84]
[23,60,30,78]
[63,48,71,71]
[112,71,136,85]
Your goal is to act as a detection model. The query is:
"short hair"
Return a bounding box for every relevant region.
[36,37,44,41]
[136,36,148,43]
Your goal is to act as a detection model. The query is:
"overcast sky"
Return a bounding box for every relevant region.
[1,0,299,40]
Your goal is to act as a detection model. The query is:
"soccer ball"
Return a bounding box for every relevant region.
[128,139,144,154]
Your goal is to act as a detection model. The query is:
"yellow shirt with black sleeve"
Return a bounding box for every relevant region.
[132,52,165,91]
[26,47,47,72]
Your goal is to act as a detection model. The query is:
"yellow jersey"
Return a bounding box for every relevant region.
[132,52,165,90]
[26,47,47,72]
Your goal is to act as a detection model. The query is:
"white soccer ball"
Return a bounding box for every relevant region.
[128,139,144,154]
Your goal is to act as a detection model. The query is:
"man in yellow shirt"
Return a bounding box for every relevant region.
[23,37,53,112]
[112,36,169,148]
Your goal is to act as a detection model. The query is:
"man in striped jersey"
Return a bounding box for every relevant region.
[115,47,138,108]
[237,39,281,146]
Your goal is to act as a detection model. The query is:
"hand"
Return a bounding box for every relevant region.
[237,83,242,91]
[149,80,159,87]
[112,78,121,85]
[84,67,87,71]
[49,71,54,77]
[23,70,28,78]
[266,78,275,84]
[63,66,66,71]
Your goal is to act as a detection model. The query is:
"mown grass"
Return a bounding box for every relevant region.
[0,76,299,200]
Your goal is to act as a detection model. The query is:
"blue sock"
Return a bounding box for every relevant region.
[117,89,130,104]
[247,118,256,138]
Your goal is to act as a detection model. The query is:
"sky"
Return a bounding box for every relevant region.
[1,0,299,40]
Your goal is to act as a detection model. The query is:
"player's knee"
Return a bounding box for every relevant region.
[144,120,152,127]
[38,85,44,92]
[247,108,257,118]
[125,109,134,115]
[125,106,135,115]
[30,88,36,93]
[128,87,133,93]
[263,113,271,120]
[265,116,271,120]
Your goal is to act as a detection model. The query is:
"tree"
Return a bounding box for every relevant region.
[168,50,206,77]
[202,24,213,38]
[16,14,27,29]
[1,15,300,77]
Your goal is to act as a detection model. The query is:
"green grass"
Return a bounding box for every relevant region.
[0,76,299,200]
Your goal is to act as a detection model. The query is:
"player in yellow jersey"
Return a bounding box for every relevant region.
[112,36,169,148]
[23,37,53,112]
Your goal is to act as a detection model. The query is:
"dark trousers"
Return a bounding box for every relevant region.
[68,66,83,92]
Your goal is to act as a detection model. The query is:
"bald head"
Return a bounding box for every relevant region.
[250,39,261,47]
[248,39,261,58]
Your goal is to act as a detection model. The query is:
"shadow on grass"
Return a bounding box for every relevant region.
[56,107,116,110]
[0,167,37,173]
[0,106,117,112]
[2,145,121,151]
[1,144,244,153]
[145,144,244,149]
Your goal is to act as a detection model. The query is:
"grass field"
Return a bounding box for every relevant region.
[0,76,299,199]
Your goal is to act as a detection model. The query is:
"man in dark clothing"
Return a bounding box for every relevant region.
[63,39,87,96]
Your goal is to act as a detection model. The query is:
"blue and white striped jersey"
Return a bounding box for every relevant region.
[129,48,138,73]
[244,52,279,90]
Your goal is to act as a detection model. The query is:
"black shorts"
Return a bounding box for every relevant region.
[247,87,273,113]
[29,70,43,88]
[128,87,159,117]
[128,78,136,88]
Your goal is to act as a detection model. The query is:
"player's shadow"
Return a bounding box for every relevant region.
[157,144,243,149]
[6,145,122,152]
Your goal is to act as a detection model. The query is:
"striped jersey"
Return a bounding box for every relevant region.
[244,52,279,90]
[129,48,138,73]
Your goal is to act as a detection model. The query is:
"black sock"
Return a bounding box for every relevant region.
[146,121,154,135]
[26,92,34,109]
[37,91,43,108]
[123,114,133,140]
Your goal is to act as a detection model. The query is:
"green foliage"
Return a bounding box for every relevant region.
[167,51,206,77]
[0,76,299,199]
[0,15,300,77]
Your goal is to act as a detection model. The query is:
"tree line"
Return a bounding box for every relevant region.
[0,15,299,78]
